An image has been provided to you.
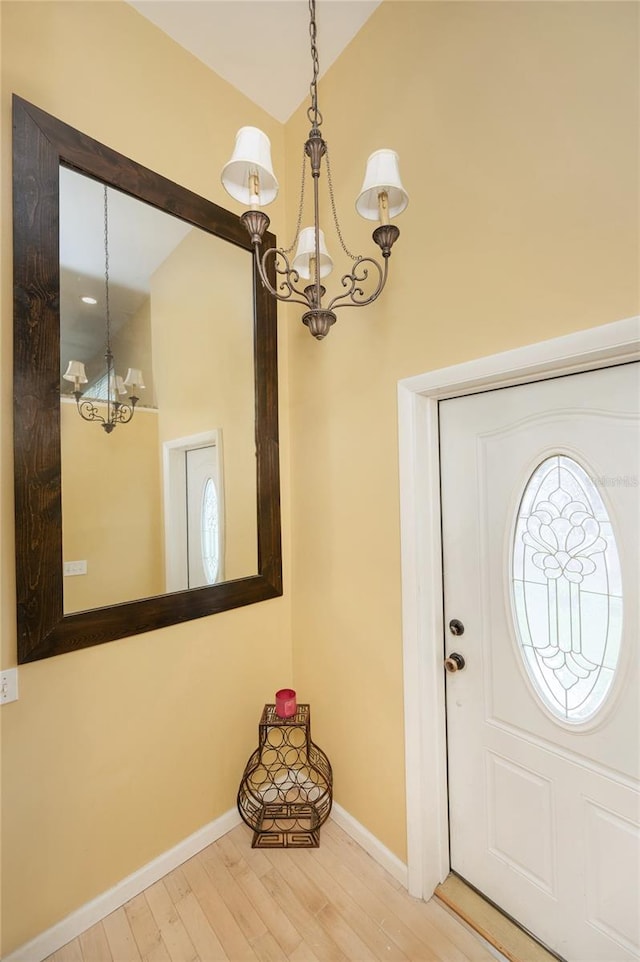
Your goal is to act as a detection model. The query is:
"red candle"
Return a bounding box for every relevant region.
[275,688,297,718]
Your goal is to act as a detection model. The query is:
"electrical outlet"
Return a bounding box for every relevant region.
[1,668,19,704]
[64,560,87,576]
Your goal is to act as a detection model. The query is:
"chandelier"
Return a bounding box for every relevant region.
[221,0,408,340]
[63,185,145,433]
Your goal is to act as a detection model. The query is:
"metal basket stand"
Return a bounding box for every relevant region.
[237,704,333,848]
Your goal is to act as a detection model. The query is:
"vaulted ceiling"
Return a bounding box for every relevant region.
[127,1,381,122]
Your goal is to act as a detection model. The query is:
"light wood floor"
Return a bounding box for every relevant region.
[45,819,500,962]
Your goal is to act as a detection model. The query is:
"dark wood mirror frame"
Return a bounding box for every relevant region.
[12,95,282,664]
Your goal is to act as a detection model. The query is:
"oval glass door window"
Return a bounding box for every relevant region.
[201,477,220,585]
[512,455,623,723]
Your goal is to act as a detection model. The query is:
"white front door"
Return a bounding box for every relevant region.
[441,363,640,960]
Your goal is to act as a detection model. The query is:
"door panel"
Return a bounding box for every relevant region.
[441,363,640,961]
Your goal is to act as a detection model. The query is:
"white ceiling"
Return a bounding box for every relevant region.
[127,0,382,123]
[60,167,193,380]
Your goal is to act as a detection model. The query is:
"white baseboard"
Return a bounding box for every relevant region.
[330,802,408,888]
[4,802,408,962]
[2,808,241,962]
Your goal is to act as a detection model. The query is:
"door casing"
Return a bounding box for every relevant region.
[397,316,640,900]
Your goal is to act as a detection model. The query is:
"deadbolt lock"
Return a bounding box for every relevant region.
[444,652,466,673]
[449,619,465,636]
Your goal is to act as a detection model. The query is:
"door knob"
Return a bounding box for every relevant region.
[449,619,465,636]
[444,652,466,673]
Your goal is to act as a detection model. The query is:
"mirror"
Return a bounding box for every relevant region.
[59,168,258,612]
[13,96,282,663]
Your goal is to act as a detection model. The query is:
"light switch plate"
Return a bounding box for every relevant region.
[1,668,19,704]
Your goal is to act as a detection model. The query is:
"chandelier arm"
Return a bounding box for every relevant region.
[76,397,106,427]
[74,395,136,431]
[256,245,314,309]
[111,399,135,421]
[112,404,135,426]
[326,255,390,313]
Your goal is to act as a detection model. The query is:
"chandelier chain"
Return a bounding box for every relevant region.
[306,0,323,128]
[66,182,140,429]
[282,146,308,255]
[325,148,360,261]
[103,185,112,351]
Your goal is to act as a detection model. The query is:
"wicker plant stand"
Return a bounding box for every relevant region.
[237,704,332,848]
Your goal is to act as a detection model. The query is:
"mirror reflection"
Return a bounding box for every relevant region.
[59,168,257,614]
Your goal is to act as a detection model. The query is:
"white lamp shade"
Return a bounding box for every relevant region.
[292,227,333,280]
[108,373,127,397]
[221,126,279,206]
[63,360,88,384]
[124,368,145,391]
[355,149,409,221]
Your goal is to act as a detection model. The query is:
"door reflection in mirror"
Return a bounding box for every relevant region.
[187,443,222,589]
[163,430,234,593]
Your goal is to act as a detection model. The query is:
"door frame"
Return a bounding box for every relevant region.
[397,316,640,900]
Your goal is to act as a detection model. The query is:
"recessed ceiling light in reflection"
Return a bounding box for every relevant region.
[81,296,97,305]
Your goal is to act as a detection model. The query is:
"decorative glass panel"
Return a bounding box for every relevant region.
[512,455,622,723]
[201,477,219,585]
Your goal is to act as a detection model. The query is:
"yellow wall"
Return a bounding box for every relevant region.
[110,293,158,410]
[60,403,164,612]
[286,0,638,861]
[1,0,638,954]
[0,1,291,953]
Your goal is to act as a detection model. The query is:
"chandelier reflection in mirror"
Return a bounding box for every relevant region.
[221,0,408,341]
[63,185,145,432]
